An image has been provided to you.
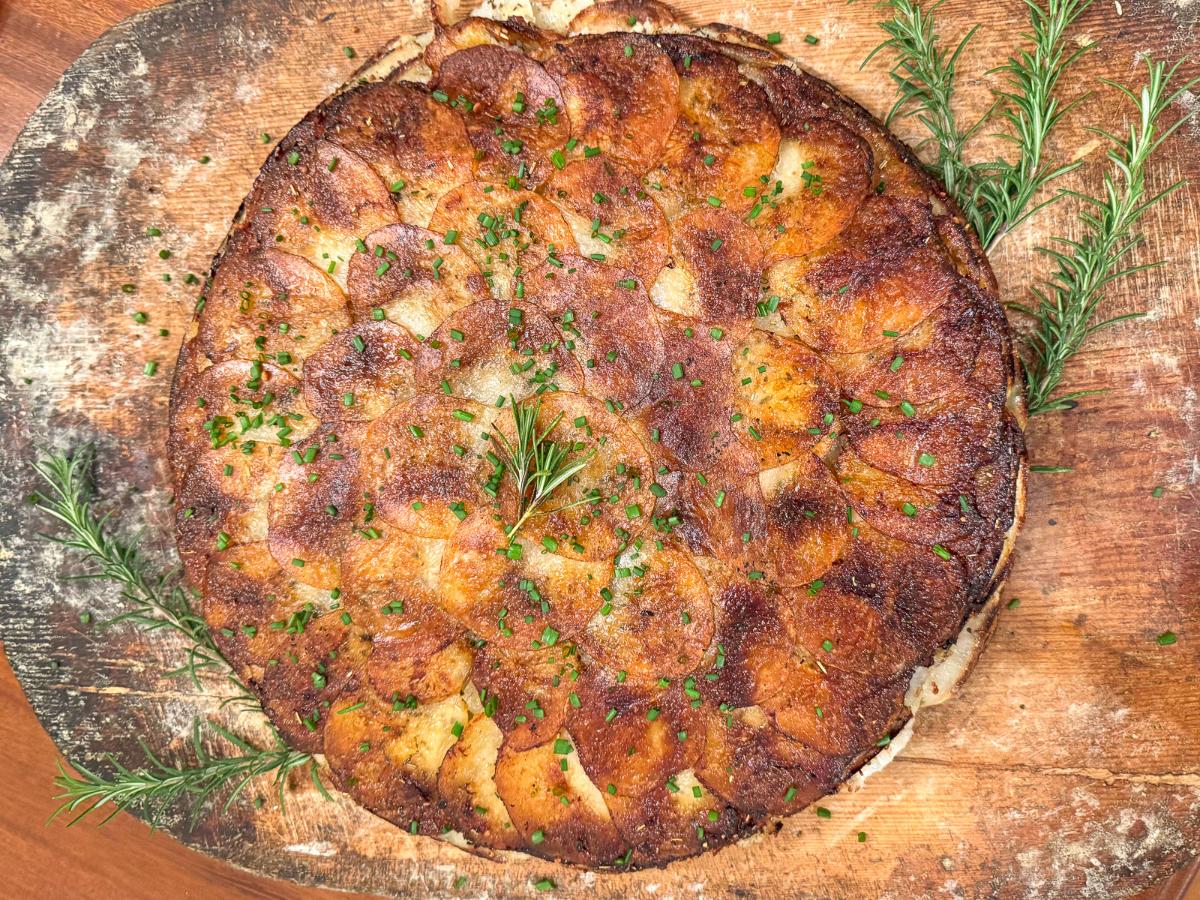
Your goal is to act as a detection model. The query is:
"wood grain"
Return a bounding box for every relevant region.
[0,0,1197,897]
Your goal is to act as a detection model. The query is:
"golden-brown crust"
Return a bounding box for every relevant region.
[170,3,1025,870]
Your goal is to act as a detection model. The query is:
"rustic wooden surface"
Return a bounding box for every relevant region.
[0,0,1197,897]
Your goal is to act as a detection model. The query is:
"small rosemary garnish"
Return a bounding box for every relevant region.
[490,395,597,539]
[32,448,323,827]
[50,721,326,829]
[31,448,240,694]
[1013,58,1199,415]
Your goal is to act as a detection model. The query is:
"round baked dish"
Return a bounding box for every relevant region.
[168,0,1025,869]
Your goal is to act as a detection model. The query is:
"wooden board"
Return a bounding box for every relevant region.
[0,0,1197,897]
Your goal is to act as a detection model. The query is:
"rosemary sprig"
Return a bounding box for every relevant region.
[31,447,241,695]
[970,0,1092,250]
[50,721,325,829]
[863,0,982,202]
[1013,57,1199,415]
[490,395,597,539]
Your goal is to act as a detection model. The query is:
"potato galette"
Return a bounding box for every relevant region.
[169,0,1024,869]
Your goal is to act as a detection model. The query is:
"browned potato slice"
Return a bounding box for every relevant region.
[362,394,497,538]
[751,454,850,587]
[438,511,613,649]
[603,768,740,863]
[568,1,688,35]
[843,385,1005,486]
[762,667,907,757]
[495,736,627,864]
[494,391,655,561]
[541,156,670,285]
[580,539,713,680]
[320,80,477,227]
[837,446,975,546]
[346,222,489,339]
[169,360,313,503]
[302,321,421,424]
[436,46,570,187]
[437,715,522,848]
[201,247,351,369]
[825,281,984,409]
[174,460,271,589]
[363,636,474,706]
[428,183,578,299]
[472,641,581,752]
[769,195,959,353]
[203,542,351,750]
[565,671,704,798]
[415,296,583,403]
[652,206,763,321]
[546,34,680,175]
[267,426,364,589]
[323,691,468,829]
[753,119,872,263]
[246,141,398,290]
[425,15,551,74]
[826,518,969,653]
[634,311,751,477]
[709,579,798,707]
[339,528,463,661]
[785,584,917,680]
[731,328,840,469]
[661,467,766,565]
[522,256,665,410]
[649,39,781,218]
[695,704,834,816]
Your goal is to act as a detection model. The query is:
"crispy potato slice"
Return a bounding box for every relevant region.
[603,767,741,863]
[437,714,522,848]
[731,328,840,469]
[753,120,872,263]
[837,446,976,546]
[565,671,704,798]
[842,385,1005,486]
[323,691,468,828]
[522,255,665,410]
[785,584,916,680]
[541,156,670,284]
[362,636,474,706]
[201,247,351,369]
[494,734,626,864]
[580,538,714,680]
[568,1,689,35]
[653,206,763,321]
[438,511,613,649]
[709,579,799,707]
[362,394,497,538]
[762,667,907,757]
[320,80,477,227]
[494,391,655,561]
[661,467,766,565]
[302,321,421,424]
[246,141,398,290]
[472,641,581,752]
[649,38,781,218]
[267,426,364,588]
[826,518,969,654]
[436,46,570,186]
[425,15,551,74]
[169,360,313,500]
[346,222,489,338]
[825,281,984,409]
[175,459,271,588]
[338,528,463,661]
[428,182,578,299]
[769,194,960,353]
[546,34,680,175]
[751,454,850,587]
[415,296,582,403]
[695,704,834,816]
